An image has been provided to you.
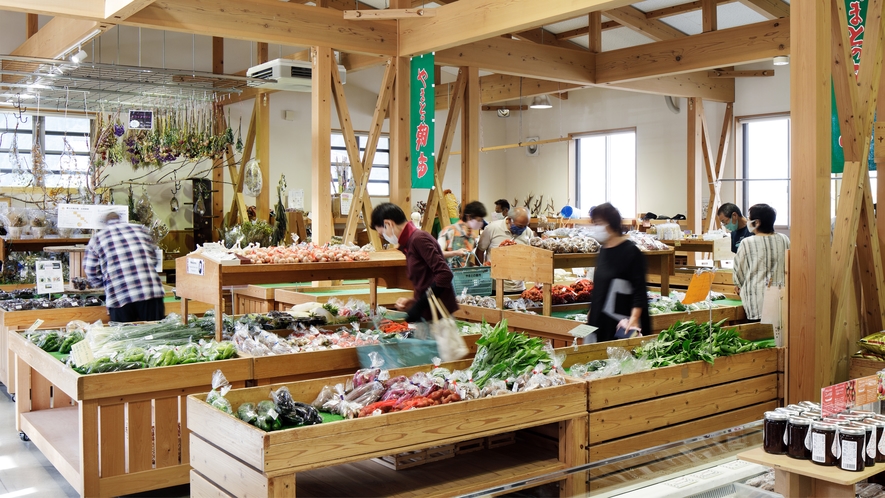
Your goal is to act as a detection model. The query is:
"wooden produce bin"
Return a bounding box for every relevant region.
[648,267,736,295]
[233,285,279,314]
[849,356,885,379]
[563,346,784,493]
[175,251,410,339]
[188,360,589,498]
[9,331,253,498]
[250,334,482,385]
[2,306,109,397]
[490,244,675,315]
[273,286,413,310]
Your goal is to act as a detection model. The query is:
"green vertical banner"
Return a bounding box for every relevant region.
[832,0,876,173]
[411,53,435,188]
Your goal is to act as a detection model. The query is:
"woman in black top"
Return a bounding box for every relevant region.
[586,203,651,342]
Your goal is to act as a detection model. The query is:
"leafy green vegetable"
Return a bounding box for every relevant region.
[633,319,767,368]
[469,320,552,388]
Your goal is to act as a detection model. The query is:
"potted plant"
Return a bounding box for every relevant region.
[5,210,28,239]
[30,215,47,239]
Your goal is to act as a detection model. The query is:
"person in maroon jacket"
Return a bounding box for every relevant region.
[371,203,459,322]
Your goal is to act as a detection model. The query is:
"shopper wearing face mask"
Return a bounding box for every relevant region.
[716,203,752,253]
[492,199,510,221]
[586,203,651,343]
[438,201,487,268]
[733,204,790,321]
[371,203,459,322]
[476,206,534,293]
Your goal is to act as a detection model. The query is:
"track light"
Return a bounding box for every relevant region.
[70,47,88,64]
[529,95,553,109]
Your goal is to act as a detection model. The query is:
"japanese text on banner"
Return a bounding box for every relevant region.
[411,53,435,188]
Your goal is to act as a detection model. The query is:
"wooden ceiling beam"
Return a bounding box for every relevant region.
[0,0,104,19]
[738,0,790,19]
[104,0,156,20]
[598,71,734,102]
[596,18,789,83]
[434,74,582,110]
[399,0,632,56]
[123,0,397,56]
[604,5,688,41]
[435,37,595,85]
[513,27,587,50]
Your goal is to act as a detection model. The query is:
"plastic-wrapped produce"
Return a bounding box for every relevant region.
[270,386,322,426]
[206,370,233,415]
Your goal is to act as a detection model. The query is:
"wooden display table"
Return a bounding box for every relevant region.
[648,266,736,294]
[490,245,675,315]
[250,334,481,385]
[273,286,413,310]
[9,330,253,498]
[20,239,91,281]
[739,446,876,497]
[2,305,109,396]
[187,359,588,497]
[556,342,782,493]
[175,251,410,339]
[849,356,885,379]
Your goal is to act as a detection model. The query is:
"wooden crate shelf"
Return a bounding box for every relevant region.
[175,251,411,339]
[489,244,675,315]
[9,331,253,498]
[187,359,589,497]
[849,356,885,379]
[372,443,456,470]
[2,305,110,395]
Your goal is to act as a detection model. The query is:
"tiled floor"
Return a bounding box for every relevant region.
[0,385,79,498]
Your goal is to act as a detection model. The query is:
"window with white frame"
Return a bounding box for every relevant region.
[574,129,636,217]
[740,116,791,226]
[330,132,390,196]
[0,112,90,188]
[738,115,878,227]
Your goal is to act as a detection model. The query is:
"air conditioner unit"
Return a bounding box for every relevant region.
[246,58,346,92]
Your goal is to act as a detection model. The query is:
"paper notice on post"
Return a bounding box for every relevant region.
[35,260,64,294]
[288,189,304,210]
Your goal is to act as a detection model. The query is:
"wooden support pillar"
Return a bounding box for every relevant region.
[26,14,38,39]
[256,92,271,221]
[389,0,411,213]
[588,12,602,53]
[461,66,480,208]
[788,0,831,403]
[256,43,269,65]
[312,47,334,244]
[212,37,224,237]
[687,98,704,240]
[702,0,717,32]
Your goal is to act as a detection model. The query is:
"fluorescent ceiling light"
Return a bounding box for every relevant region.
[529,95,553,109]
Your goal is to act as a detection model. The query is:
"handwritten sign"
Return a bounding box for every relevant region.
[410,53,435,188]
[70,340,95,367]
[682,271,714,305]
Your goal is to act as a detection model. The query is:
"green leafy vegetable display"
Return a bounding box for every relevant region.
[469,320,552,388]
[633,319,766,368]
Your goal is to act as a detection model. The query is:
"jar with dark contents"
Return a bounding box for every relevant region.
[812,422,838,466]
[764,411,789,455]
[787,417,812,460]
[865,418,885,463]
[839,426,866,472]
[854,422,877,468]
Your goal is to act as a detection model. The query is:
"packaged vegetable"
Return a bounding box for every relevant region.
[352,351,388,387]
[338,381,385,419]
[206,370,233,415]
[270,386,322,426]
[237,402,258,424]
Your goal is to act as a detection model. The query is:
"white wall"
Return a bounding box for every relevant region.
[0,15,791,231]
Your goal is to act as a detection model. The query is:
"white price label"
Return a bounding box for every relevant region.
[155,249,163,273]
[569,324,597,338]
[26,319,44,332]
[35,260,64,294]
[186,258,205,276]
[70,340,95,367]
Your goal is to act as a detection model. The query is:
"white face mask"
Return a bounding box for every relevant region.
[382,223,398,245]
[748,220,758,233]
[589,225,610,243]
[467,219,483,230]
[491,212,504,221]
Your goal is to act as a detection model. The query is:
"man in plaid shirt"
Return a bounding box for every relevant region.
[84,212,166,322]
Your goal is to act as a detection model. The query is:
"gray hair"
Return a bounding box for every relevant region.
[508,206,530,221]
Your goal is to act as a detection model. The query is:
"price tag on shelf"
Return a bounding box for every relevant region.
[71,341,95,367]
[155,249,163,273]
[26,319,44,332]
[682,271,714,305]
[186,258,205,276]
